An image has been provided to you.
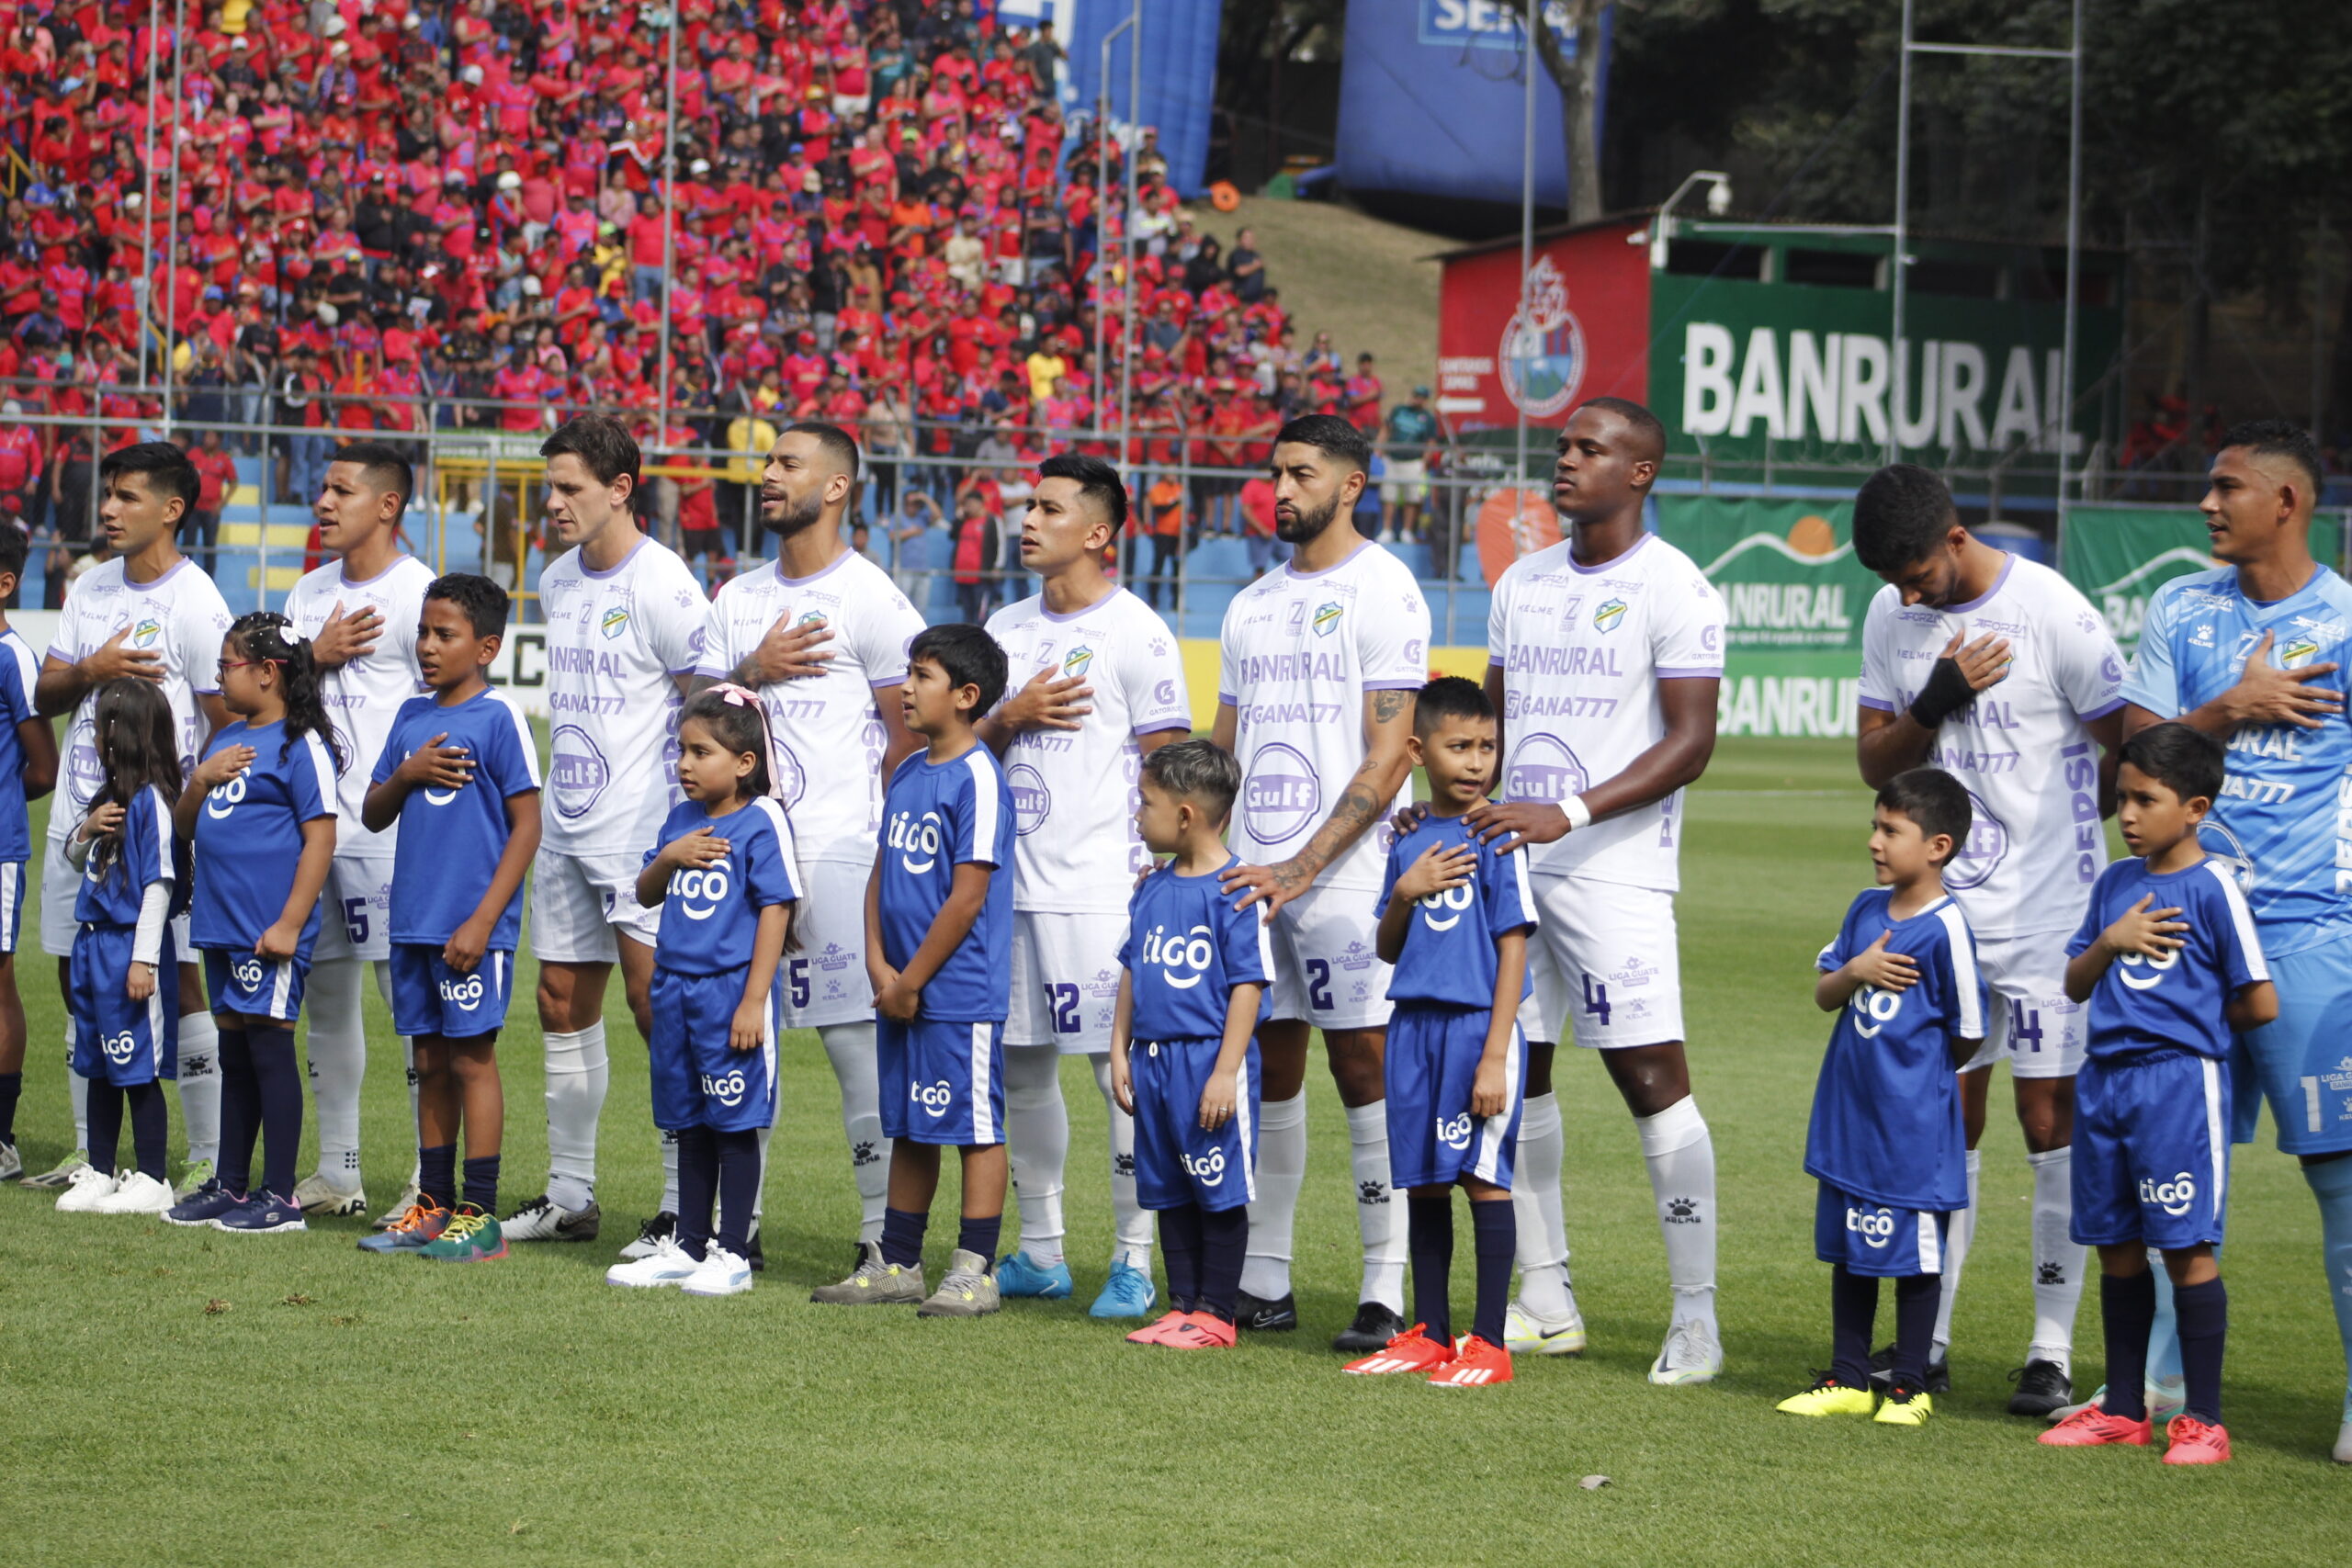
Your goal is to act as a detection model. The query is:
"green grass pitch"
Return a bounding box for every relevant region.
[2,738,2344,1565]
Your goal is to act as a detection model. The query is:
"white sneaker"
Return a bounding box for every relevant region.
[292,1171,368,1216]
[2334,1417,2351,1465]
[93,1170,175,1214]
[605,1235,697,1288]
[23,1148,89,1190]
[0,1140,21,1180]
[1648,1317,1724,1386]
[680,1246,753,1298]
[372,1176,423,1229]
[55,1165,120,1213]
[1504,1297,1588,1356]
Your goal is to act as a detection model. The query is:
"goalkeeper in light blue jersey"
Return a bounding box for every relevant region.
[2119,418,2352,1462]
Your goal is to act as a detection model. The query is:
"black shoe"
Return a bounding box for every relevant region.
[745,1222,764,1272]
[1331,1302,1408,1354]
[621,1210,678,1259]
[1868,1343,1951,1394]
[2007,1358,2073,1416]
[1234,1289,1298,1332]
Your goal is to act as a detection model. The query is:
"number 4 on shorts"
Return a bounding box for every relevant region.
[1582,974,1611,1027]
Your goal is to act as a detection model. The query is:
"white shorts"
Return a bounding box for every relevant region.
[1962,931,2086,1079]
[1515,929,1570,1046]
[781,857,877,1030]
[1264,882,1394,1032]
[1006,909,1128,1054]
[314,852,393,963]
[529,846,661,965]
[40,833,75,958]
[1517,874,1684,1050]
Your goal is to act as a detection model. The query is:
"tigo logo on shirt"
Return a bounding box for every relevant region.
[912,1078,954,1117]
[1846,1205,1896,1247]
[2115,948,2178,991]
[1137,922,1214,989]
[1419,879,1475,931]
[1436,1112,1473,1150]
[2139,1172,2197,1216]
[667,864,732,920]
[701,1069,748,1108]
[438,972,486,1011]
[1182,1148,1227,1185]
[1850,985,1902,1038]
[888,808,944,874]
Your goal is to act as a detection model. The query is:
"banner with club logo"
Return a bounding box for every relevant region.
[2060,504,2343,659]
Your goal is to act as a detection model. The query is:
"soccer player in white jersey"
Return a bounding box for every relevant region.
[1476,398,1727,1385]
[980,452,1191,1317]
[506,415,711,1244]
[28,443,231,1195]
[695,421,922,1269]
[282,443,437,1219]
[1215,413,1430,1353]
[1852,464,2125,1416]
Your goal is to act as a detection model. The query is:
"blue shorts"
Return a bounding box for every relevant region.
[69,922,176,1086]
[2075,1048,2230,1249]
[1385,1003,1524,1191]
[0,858,25,953]
[201,947,310,1021]
[2232,929,2352,1156]
[877,1015,1004,1146]
[390,943,515,1039]
[1130,1037,1260,1213]
[647,964,779,1134]
[1814,1183,1951,1277]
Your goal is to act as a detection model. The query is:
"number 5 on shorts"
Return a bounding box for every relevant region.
[343,897,368,945]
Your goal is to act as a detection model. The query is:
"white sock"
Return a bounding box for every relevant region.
[819,1021,889,1244]
[175,1010,220,1167]
[1240,1090,1306,1300]
[1346,1100,1406,1314]
[542,1022,607,1212]
[402,1034,421,1174]
[1637,1096,1717,1331]
[1003,1043,1069,1267]
[1511,1090,1577,1320]
[1091,1054,1151,1267]
[1933,1147,1981,1356]
[2028,1145,2084,1374]
[67,1016,88,1148]
[304,957,368,1183]
[659,1127,682,1213]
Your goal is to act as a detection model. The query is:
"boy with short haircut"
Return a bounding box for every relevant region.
[1110,739,1272,1350]
[2041,723,2274,1464]
[359,574,543,1261]
[0,524,58,1178]
[813,623,1016,1317]
[1783,767,1984,1427]
[1344,677,1532,1387]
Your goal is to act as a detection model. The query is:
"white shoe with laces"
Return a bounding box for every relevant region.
[1504,1297,1589,1356]
[680,1246,753,1298]
[1648,1317,1724,1385]
[0,1140,20,1181]
[605,1235,697,1288]
[292,1171,368,1216]
[54,1165,119,1213]
[93,1170,175,1214]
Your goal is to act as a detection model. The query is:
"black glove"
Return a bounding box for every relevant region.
[1907,655,1975,729]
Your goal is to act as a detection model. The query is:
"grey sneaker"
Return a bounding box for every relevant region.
[22,1148,89,1190]
[0,1139,20,1181]
[372,1175,423,1229]
[809,1239,927,1304]
[502,1194,602,1242]
[916,1248,1001,1318]
[1648,1317,1724,1386]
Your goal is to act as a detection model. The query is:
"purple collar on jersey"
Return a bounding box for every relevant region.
[336,554,415,590]
[1037,583,1122,623]
[578,533,650,581]
[1566,530,1655,575]
[1942,551,2016,615]
[124,556,193,592]
[775,547,855,589]
[1283,539,1375,582]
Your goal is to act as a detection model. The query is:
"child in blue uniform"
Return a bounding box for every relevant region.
[164,613,339,1235]
[812,623,1013,1317]
[52,681,180,1214]
[605,684,798,1298]
[2041,723,2274,1464]
[1781,768,1984,1427]
[0,525,58,1179]
[360,575,542,1262]
[1344,678,1532,1387]
[1110,739,1272,1351]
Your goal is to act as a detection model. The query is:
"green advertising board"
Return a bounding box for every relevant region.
[2061,504,2344,656]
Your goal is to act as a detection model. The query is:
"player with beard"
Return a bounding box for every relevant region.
[695,422,925,1273]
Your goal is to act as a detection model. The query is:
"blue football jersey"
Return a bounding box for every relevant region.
[1119,854,1275,1043]
[1804,889,1986,1213]
[2123,564,2352,956]
[74,785,175,928]
[2066,855,2267,1062]
[188,719,337,953]
[645,795,802,975]
[1376,813,1536,1010]
[0,627,40,863]
[372,689,543,948]
[876,743,1014,1022]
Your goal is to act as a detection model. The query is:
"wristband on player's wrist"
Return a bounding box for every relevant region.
[1907,655,1975,728]
[1560,795,1593,832]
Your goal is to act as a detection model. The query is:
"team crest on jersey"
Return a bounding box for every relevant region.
[600,607,629,640]
[1062,645,1094,679]
[130,616,163,648]
[1312,602,1342,637]
[1593,599,1626,634]
[2279,637,2321,669]
[795,610,828,631]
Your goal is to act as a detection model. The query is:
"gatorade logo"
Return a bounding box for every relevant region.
[437,972,486,1011]
[1847,1205,1896,1248]
[667,864,732,921]
[912,1079,954,1118]
[1137,923,1214,990]
[2139,1172,2197,1217]
[700,1069,748,1108]
[1436,1112,1473,1150]
[1182,1148,1227,1186]
[1419,879,1475,932]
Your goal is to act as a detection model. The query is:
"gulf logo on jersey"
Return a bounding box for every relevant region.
[668,863,732,921]
[1505,733,1588,803]
[1062,645,1094,680]
[67,740,101,795]
[1243,742,1319,843]
[1007,762,1050,836]
[888,807,944,874]
[772,737,807,807]
[1593,599,1626,633]
[1137,922,1214,988]
[2116,946,2178,991]
[1312,602,1342,638]
[600,606,629,640]
[1943,789,2007,893]
[548,725,611,818]
[2197,819,2255,894]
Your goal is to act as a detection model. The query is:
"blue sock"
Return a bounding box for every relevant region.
[1470,1197,1515,1349]
[715,1131,759,1257]
[461,1155,500,1214]
[1198,1204,1249,1324]
[0,1069,20,1143]
[674,1125,717,1262]
[2099,1270,2157,1422]
[1408,1192,1454,1345]
[1159,1202,1203,1313]
[2303,1155,2352,1422]
[418,1142,458,1212]
[249,1026,302,1200]
[1831,1265,1879,1389]
[2173,1276,2227,1426]
[880,1206,927,1269]
[956,1213,1002,1272]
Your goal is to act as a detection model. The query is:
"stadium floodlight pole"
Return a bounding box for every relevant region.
[1514,0,1534,520]
[655,2,680,445]
[1119,0,1140,471]
[135,0,161,393]
[2057,0,2084,556]
[159,0,187,434]
[1094,12,1136,445]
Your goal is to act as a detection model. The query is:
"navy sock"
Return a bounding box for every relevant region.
[674,1124,717,1261]
[1830,1265,1878,1388]
[1198,1204,1249,1325]
[715,1130,759,1256]
[1159,1202,1204,1313]
[880,1206,928,1269]
[956,1212,1002,1271]
[1408,1192,1454,1343]
[249,1026,302,1200]
[217,1026,257,1191]
[2100,1269,2159,1421]
[127,1082,167,1181]
[1470,1197,1515,1349]
[1892,1273,1939,1389]
[461,1155,500,1214]
[0,1068,19,1143]
[2174,1276,2228,1426]
[86,1079,123,1174]
[418,1142,458,1212]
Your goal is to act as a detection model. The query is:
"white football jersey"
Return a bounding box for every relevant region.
[1487,532,1726,891]
[987,586,1193,911]
[537,535,710,857]
[48,557,233,838]
[1219,542,1430,891]
[1859,554,2124,941]
[283,553,435,855]
[698,548,926,866]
